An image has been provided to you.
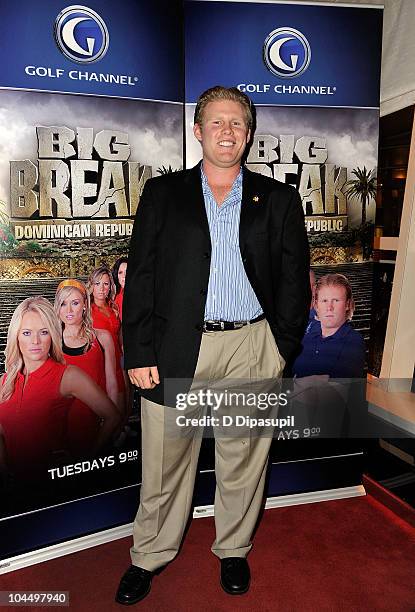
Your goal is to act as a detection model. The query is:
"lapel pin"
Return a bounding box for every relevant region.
[252,196,260,203]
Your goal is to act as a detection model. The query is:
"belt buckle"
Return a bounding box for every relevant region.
[211,321,224,331]
[204,320,221,332]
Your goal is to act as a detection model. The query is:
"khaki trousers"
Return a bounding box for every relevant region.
[130,319,284,571]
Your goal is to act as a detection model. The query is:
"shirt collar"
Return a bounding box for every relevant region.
[309,320,351,340]
[200,164,243,201]
[17,357,57,382]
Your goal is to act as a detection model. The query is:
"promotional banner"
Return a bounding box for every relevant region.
[0,0,182,102]
[185,0,383,495]
[0,0,383,569]
[185,0,382,331]
[0,0,183,565]
[185,1,381,109]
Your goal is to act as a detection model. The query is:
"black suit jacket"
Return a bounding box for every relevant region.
[123,163,310,406]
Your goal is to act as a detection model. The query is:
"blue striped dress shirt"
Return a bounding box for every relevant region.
[201,166,263,322]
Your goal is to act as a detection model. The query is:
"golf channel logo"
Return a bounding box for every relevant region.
[54,5,109,64]
[263,28,311,78]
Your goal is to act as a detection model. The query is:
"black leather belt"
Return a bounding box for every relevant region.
[203,314,265,332]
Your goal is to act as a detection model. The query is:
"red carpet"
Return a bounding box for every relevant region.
[1,495,414,611]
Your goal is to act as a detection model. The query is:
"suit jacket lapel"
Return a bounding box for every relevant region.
[184,163,261,253]
[184,162,211,245]
[239,166,260,255]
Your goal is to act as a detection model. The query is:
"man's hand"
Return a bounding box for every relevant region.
[128,366,160,389]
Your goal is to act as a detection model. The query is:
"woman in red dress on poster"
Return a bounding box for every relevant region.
[0,297,120,480]
[112,257,128,323]
[54,279,119,456]
[112,257,136,434]
[88,266,125,415]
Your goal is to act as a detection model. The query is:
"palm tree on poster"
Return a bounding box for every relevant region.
[344,166,377,226]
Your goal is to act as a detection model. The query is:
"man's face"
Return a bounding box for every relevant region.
[193,100,250,170]
[315,285,350,334]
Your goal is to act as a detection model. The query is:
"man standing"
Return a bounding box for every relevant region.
[116,86,310,605]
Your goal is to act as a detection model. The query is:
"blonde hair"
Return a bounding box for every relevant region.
[1,297,64,402]
[314,273,355,320]
[54,281,95,351]
[194,86,253,130]
[87,265,118,315]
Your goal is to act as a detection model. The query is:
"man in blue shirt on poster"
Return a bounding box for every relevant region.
[293,273,365,379]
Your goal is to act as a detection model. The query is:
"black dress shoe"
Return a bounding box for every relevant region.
[115,565,152,605]
[220,557,250,595]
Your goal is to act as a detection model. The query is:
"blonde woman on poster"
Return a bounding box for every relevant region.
[0,297,120,479]
[55,279,119,456]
